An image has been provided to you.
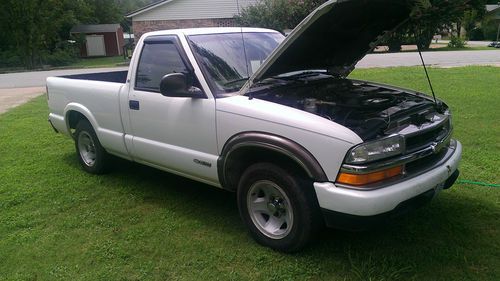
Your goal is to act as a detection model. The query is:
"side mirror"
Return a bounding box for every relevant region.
[159,73,205,98]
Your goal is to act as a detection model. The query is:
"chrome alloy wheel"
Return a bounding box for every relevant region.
[78,131,97,167]
[247,180,294,239]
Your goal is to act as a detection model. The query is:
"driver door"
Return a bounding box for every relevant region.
[127,35,219,185]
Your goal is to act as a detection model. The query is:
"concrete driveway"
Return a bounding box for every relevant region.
[0,87,47,114]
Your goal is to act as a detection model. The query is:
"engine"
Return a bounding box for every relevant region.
[251,77,440,140]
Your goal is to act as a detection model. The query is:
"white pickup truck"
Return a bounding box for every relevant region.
[47,0,461,252]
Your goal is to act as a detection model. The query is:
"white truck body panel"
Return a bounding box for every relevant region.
[47,77,130,157]
[216,96,362,181]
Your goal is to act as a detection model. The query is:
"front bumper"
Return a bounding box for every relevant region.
[321,169,459,230]
[313,140,462,221]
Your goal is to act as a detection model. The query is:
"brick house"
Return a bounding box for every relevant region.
[126,0,258,41]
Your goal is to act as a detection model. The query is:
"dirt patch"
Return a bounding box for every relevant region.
[0,87,45,115]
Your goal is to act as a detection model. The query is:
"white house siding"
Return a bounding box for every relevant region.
[133,0,258,21]
[131,0,258,40]
[133,18,237,39]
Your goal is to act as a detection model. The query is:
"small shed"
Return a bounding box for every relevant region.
[70,24,125,57]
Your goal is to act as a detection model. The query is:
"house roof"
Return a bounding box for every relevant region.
[486,4,500,20]
[70,24,121,33]
[126,0,258,20]
[126,0,173,18]
[486,5,500,13]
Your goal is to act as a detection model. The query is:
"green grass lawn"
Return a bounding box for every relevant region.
[71,56,129,68]
[0,66,499,280]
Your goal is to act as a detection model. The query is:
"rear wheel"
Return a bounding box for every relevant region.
[74,120,109,174]
[237,163,321,252]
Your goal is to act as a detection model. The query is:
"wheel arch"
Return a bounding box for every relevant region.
[64,103,99,139]
[218,131,328,191]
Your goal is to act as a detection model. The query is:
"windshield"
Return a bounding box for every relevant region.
[188,32,284,97]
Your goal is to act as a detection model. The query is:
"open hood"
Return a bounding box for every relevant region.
[248,0,411,85]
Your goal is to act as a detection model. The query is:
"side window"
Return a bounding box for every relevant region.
[135,40,189,92]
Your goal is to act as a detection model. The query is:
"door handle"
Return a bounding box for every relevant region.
[129,100,140,110]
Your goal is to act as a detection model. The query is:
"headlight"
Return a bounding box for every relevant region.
[345,135,405,164]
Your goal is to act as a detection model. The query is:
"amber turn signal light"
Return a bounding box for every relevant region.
[336,165,403,186]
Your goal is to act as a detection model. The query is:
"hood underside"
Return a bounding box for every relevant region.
[249,0,411,83]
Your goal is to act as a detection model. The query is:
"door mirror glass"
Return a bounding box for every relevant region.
[160,73,204,98]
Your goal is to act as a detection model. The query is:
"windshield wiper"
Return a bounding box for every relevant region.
[223,77,249,87]
[252,71,327,87]
[251,71,332,89]
[278,70,327,80]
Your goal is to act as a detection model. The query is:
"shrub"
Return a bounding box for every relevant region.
[0,50,23,68]
[43,41,79,67]
[382,32,417,52]
[447,36,467,48]
[1,39,79,69]
[44,49,78,66]
[387,40,402,52]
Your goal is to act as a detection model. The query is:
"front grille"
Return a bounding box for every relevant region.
[339,115,454,190]
[405,119,450,153]
[405,149,447,174]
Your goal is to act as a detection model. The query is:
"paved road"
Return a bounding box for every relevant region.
[357,50,500,68]
[0,50,498,114]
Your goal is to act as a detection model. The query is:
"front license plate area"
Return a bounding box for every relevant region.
[433,182,445,196]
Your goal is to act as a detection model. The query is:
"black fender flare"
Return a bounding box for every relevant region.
[217,131,328,190]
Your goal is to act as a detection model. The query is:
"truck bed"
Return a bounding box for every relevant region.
[61,70,128,84]
[47,70,128,155]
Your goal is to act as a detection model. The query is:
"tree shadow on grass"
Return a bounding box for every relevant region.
[62,152,242,231]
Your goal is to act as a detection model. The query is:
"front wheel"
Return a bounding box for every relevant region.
[74,120,109,174]
[237,163,321,252]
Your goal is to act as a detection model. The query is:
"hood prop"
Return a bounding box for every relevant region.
[416,44,439,107]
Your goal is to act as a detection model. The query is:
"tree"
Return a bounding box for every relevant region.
[0,0,80,68]
[236,0,326,31]
[406,0,487,49]
[0,0,156,68]
[237,0,488,51]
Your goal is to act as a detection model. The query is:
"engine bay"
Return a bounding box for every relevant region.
[248,75,446,140]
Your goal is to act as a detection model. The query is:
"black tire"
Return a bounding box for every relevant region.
[237,163,322,252]
[74,119,109,174]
